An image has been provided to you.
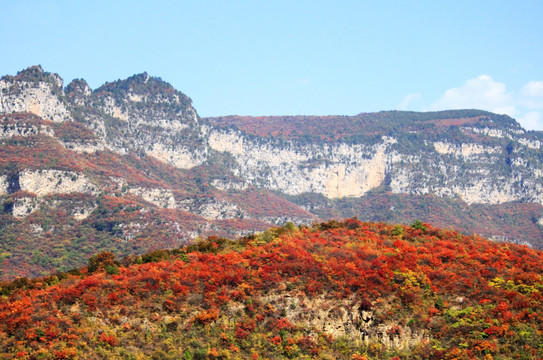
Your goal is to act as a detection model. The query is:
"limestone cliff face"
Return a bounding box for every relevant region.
[0,119,54,139]
[4,66,543,209]
[208,128,393,198]
[0,67,208,168]
[0,175,7,195]
[18,169,98,196]
[207,123,543,206]
[260,293,426,349]
[72,72,208,168]
[0,66,71,122]
[386,126,543,205]
[128,187,177,209]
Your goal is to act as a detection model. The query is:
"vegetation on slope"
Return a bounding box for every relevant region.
[203,110,521,144]
[286,191,543,248]
[1,219,543,359]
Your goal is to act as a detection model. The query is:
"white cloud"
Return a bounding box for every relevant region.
[428,75,515,116]
[419,75,543,131]
[398,93,422,110]
[518,111,543,131]
[519,81,543,108]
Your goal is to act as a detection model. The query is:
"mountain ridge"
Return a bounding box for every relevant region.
[1,65,543,280]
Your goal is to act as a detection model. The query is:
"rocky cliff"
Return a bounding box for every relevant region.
[1,65,543,279]
[205,113,543,206]
[204,113,543,248]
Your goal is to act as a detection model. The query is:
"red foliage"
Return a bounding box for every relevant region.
[1,219,543,358]
[98,333,119,346]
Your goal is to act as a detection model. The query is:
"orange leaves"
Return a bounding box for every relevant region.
[235,318,256,339]
[98,332,119,346]
[194,308,220,325]
[271,318,294,332]
[351,355,369,360]
[484,324,509,337]
[473,339,498,355]
[53,347,77,359]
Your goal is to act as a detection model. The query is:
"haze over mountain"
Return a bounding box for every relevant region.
[1,66,543,280]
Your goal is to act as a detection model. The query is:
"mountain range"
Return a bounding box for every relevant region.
[1,65,543,280]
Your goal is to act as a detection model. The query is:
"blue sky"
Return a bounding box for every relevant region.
[2,1,543,129]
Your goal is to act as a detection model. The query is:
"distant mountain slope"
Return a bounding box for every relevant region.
[204,110,517,141]
[204,111,540,202]
[204,112,543,247]
[2,65,543,279]
[1,219,542,359]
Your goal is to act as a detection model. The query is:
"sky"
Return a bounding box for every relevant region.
[1,1,543,130]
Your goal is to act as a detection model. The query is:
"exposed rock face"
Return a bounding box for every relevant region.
[65,79,92,106]
[208,129,393,198]
[4,66,541,207]
[261,293,426,349]
[0,66,71,122]
[208,123,543,206]
[18,170,98,196]
[128,187,177,209]
[78,72,208,168]
[1,67,208,168]
[195,198,247,220]
[0,175,7,195]
[0,120,54,139]
[12,196,39,218]
[432,141,501,157]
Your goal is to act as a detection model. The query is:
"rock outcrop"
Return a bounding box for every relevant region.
[0,66,71,122]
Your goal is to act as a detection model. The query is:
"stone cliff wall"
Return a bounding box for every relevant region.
[0,76,71,122]
[208,126,543,205]
[208,128,394,198]
[3,67,543,209]
[19,170,98,196]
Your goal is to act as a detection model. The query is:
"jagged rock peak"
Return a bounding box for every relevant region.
[94,72,192,107]
[1,65,64,91]
[66,78,92,97]
[65,79,92,106]
[0,66,70,122]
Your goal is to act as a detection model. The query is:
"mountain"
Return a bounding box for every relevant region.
[1,65,543,279]
[1,219,542,359]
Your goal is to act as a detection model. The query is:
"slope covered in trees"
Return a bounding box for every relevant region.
[1,219,542,359]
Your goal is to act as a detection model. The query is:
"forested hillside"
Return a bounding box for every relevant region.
[1,219,543,359]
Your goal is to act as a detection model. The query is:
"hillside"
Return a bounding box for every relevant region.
[2,65,543,279]
[1,219,543,359]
